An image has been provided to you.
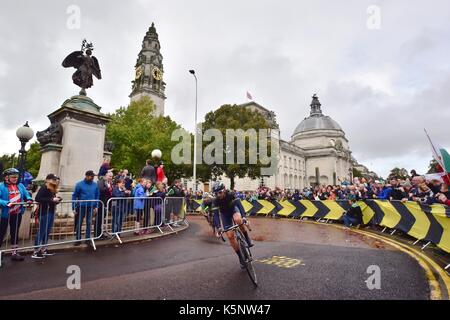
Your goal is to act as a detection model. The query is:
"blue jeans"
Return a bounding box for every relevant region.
[75,207,94,240]
[343,214,361,227]
[34,211,55,248]
[111,206,125,233]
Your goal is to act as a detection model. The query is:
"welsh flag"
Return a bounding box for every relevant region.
[425,129,450,186]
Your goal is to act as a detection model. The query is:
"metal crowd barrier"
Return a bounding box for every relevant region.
[164,197,188,231]
[0,199,104,267]
[105,197,164,244]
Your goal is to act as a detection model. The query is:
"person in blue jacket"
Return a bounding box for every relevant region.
[133,178,147,235]
[72,170,100,244]
[0,168,33,261]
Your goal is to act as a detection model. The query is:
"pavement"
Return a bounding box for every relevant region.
[0,215,431,300]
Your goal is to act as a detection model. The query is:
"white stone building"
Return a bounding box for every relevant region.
[219,95,353,191]
[183,95,354,192]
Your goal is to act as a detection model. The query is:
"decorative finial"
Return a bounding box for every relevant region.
[310,93,322,116]
[81,39,94,52]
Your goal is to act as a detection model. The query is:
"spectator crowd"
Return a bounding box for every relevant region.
[1,155,450,263]
[185,172,450,208]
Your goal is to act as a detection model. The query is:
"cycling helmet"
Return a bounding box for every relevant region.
[212,181,225,194]
[3,168,19,177]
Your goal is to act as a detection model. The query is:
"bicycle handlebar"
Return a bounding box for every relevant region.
[218,217,251,235]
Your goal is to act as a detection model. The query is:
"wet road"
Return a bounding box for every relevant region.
[0,216,429,299]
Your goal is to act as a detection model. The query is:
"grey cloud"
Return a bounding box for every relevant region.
[1,0,450,180]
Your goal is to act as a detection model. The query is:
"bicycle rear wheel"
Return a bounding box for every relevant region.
[238,234,258,287]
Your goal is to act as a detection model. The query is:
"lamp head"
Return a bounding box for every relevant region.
[16,121,34,143]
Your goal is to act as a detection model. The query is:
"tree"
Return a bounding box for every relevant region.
[352,167,363,178]
[106,97,192,183]
[25,142,42,177]
[427,158,439,174]
[201,104,271,190]
[388,167,409,180]
[0,153,17,170]
[0,141,41,178]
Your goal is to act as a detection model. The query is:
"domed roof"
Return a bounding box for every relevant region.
[292,94,343,136]
[293,116,342,134]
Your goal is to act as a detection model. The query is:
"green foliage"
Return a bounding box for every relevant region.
[0,141,41,178]
[352,167,363,178]
[25,141,41,177]
[389,167,409,180]
[201,104,271,189]
[106,97,192,183]
[0,153,18,171]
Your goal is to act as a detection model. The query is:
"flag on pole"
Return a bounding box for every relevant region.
[424,129,444,168]
[246,91,253,100]
[424,128,450,185]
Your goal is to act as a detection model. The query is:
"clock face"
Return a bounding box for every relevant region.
[152,66,163,81]
[135,65,143,80]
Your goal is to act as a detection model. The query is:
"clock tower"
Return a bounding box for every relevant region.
[130,23,166,116]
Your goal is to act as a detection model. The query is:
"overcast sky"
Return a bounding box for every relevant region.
[1,0,449,178]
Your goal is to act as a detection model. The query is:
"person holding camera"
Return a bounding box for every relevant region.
[343,196,364,228]
[32,174,62,259]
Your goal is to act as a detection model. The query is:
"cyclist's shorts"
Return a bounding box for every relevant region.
[219,205,242,230]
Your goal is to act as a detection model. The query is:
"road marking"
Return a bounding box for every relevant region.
[272,217,450,300]
[257,255,305,268]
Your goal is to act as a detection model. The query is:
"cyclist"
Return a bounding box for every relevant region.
[211,181,253,268]
[200,192,220,237]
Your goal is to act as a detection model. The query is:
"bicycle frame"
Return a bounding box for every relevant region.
[216,208,258,287]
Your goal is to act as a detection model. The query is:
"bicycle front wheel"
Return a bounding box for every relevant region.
[238,234,258,287]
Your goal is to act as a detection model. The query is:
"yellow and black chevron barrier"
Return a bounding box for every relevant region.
[188,197,450,254]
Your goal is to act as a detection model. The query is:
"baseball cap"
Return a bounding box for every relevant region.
[46,173,60,180]
[85,170,97,177]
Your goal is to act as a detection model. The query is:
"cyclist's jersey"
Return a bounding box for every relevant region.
[213,191,236,216]
[213,191,248,230]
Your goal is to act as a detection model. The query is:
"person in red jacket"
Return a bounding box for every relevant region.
[156,161,167,184]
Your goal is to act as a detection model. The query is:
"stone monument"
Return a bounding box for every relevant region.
[36,40,111,193]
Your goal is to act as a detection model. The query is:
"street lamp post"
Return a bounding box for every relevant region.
[16,121,34,183]
[189,69,198,192]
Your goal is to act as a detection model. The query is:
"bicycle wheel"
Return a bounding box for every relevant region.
[238,233,258,287]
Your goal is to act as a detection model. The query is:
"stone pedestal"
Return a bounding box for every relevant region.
[36,144,63,182]
[37,94,111,192]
